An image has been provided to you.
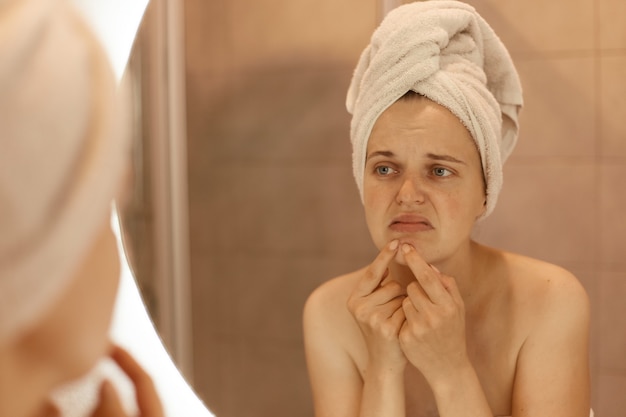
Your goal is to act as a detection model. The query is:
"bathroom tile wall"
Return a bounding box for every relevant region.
[469,0,626,415]
[184,0,377,415]
[183,0,625,416]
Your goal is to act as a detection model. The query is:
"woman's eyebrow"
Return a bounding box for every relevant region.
[426,153,466,165]
[366,150,466,165]
[366,150,395,161]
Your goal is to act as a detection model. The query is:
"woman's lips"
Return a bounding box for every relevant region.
[389,214,433,233]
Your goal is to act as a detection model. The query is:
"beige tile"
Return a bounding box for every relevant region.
[191,337,238,416]
[187,163,375,326]
[228,163,373,257]
[187,166,376,343]
[187,165,244,254]
[231,255,317,342]
[190,254,241,337]
[223,342,313,416]
[189,257,369,415]
[186,69,354,163]
[599,164,626,265]
[184,0,231,74]
[227,255,370,343]
[598,271,626,371]
[474,159,597,265]
[513,57,595,158]
[466,0,594,55]
[596,374,626,417]
[185,74,232,163]
[230,0,377,68]
[196,338,313,416]
[598,0,626,49]
[600,56,626,157]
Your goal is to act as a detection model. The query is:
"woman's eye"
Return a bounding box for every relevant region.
[433,167,452,177]
[375,166,395,176]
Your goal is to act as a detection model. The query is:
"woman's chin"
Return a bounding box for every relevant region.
[391,239,434,265]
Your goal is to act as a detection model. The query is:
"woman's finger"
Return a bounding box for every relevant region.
[389,302,407,330]
[353,240,399,297]
[440,274,464,307]
[109,346,164,417]
[405,281,430,312]
[367,280,406,306]
[90,380,127,417]
[401,244,449,305]
[348,279,406,324]
[401,295,421,323]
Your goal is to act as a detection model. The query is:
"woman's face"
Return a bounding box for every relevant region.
[363,96,486,265]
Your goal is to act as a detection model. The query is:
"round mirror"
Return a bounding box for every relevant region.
[119,1,621,416]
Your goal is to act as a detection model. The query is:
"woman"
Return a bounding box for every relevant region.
[303,2,590,417]
[0,0,162,415]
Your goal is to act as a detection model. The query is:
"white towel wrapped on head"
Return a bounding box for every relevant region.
[347,0,523,218]
[0,0,131,344]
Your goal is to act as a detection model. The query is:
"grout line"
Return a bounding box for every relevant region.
[598,48,626,57]
[506,155,602,164]
[512,49,596,62]
[591,0,603,398]
[596,368,626,377]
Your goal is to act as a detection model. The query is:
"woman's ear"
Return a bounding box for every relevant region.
[475,198,487,220]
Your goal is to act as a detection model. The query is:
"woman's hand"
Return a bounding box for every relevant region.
[347,240,407,373]
[91,346,164,417]
[398,244,469,386]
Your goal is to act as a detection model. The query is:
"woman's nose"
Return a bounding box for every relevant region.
[395,177,425,205]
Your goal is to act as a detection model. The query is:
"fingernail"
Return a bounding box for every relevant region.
[402,244,411,254]
[389,240,399,250]
[429,264,440,273]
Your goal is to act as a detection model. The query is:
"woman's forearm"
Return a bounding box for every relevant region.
[430,363,492,417]
[359,364,405,417]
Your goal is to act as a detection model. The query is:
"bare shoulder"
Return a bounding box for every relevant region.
[302,269,367,384]
[488,252,592,415]
[500,250,590,328]
[303,269,363,328]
